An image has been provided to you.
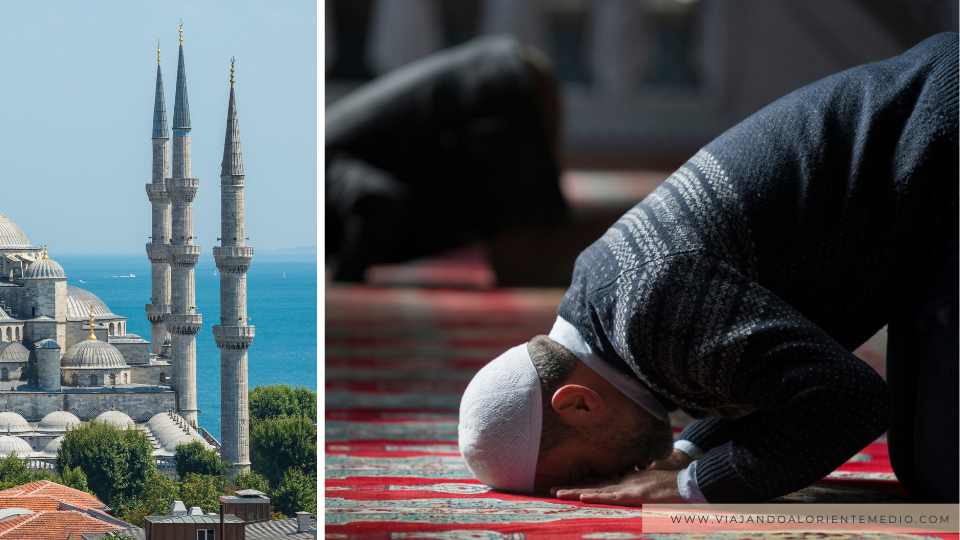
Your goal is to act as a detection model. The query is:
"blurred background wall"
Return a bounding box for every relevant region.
[326,0,958,170]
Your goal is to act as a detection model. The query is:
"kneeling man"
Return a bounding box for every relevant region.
[459,33,958,504]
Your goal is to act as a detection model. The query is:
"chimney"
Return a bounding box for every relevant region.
[170,500,187,516]
[296,511,311,532]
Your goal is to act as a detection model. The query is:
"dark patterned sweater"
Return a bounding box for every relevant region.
[557,33,958,502]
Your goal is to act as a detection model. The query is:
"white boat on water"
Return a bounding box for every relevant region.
[110,273,136,278]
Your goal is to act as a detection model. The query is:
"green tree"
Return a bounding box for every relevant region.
[229,470,270,494]
[250,416,316,486]
[0,455,57,489]
[273,469,316,517]
[174,441,226,479]
[0,454,33,489]
[57,422,154,508]
[59,465,89,493]
[249,385,316,423]
[120,470,180,527]
[102,532,136,540]
[180,473,223,513]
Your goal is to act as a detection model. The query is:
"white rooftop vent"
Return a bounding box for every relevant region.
[170,500,187,516]
[189,507,204,516]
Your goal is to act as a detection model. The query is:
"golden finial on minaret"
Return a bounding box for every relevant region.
[178,21,184,46]
[87,304,97,341]
[157,40,161,65]
[229,57,236,87]
[41,246,48,260]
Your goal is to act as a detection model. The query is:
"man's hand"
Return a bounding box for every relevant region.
[551,469,682,505]
[647,449,694,471]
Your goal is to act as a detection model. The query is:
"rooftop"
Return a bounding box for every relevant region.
[0,481,106,511]
[144,514,244,525]
[0,510,121,538]
[246,516,317,539]
[0,481,122,540]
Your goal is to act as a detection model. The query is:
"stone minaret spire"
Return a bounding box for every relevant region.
[165,22,202,427]
[146,42,172,357]
[214,58,254,477]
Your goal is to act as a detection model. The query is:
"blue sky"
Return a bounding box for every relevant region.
[0,1,316,255]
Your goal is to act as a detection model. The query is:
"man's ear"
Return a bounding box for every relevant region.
[550,384,606,427]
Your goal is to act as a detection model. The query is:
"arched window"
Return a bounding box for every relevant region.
[71,373,78,386]
[14,327,19,340]
[109,323,115,335]
[1,368,8,382]
[159,372,166,384]
[89,374,98,386]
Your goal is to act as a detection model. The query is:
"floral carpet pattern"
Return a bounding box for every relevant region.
[325,286,947,539]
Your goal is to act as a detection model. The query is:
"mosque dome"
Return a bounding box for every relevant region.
[94,410,135,429]
[0,343,28,364]
[66,286,117,321]
[148,412,209,452]
[62,340,127,369]
[22,257,66,280]
[43,436,64,454]
[0,306,14,322]
[0,215,31,249]
[39,411,81,431]
[0,413,30,434]
[0,436,32,457]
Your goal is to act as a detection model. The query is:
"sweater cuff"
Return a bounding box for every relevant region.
[677,460,707,502]
[673,439,705,460]
[693,443,757,502]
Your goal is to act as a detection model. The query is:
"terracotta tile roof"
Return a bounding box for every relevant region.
[0,516,31,536]
[0,497,58,512]
[0,511,121,539]
[0,482,105,510]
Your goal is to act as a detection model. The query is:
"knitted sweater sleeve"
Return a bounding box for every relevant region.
[601,253,889,502]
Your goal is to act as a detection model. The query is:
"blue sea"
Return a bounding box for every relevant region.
[57,254,317,439]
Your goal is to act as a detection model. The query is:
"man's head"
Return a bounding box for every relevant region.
[458,336,672,495]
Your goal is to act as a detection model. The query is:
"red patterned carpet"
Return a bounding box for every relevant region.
[325,285,946,539]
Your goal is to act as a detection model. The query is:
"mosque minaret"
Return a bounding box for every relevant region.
[165,23,202,427]
[146,44,172,358]
[214,59,255,476]
[0,22,258,469]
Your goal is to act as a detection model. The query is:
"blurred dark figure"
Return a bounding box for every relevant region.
[326,37,567,281]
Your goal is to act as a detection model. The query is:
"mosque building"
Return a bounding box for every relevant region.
[0,24,253,475]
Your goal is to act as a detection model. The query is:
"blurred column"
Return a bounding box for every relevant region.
[368,0,443,74]
[325,1,336,72]
[589,0,651,95]
[482,0,548,52]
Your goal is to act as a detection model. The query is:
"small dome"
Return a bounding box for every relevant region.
[94,411,134,429]
[66,287,117,321]
[39,411,81,431]
[0,412,30,433]
[62,340,127,369]
[22,258,66,280]
[0,436,32,457]
[43,436,63,454]
[148,412,209,452]
[0,343,28,363]
[0,307,14,321]
[0,215,31,249]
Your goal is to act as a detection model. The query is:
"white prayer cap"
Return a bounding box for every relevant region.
[458,343,542,493]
